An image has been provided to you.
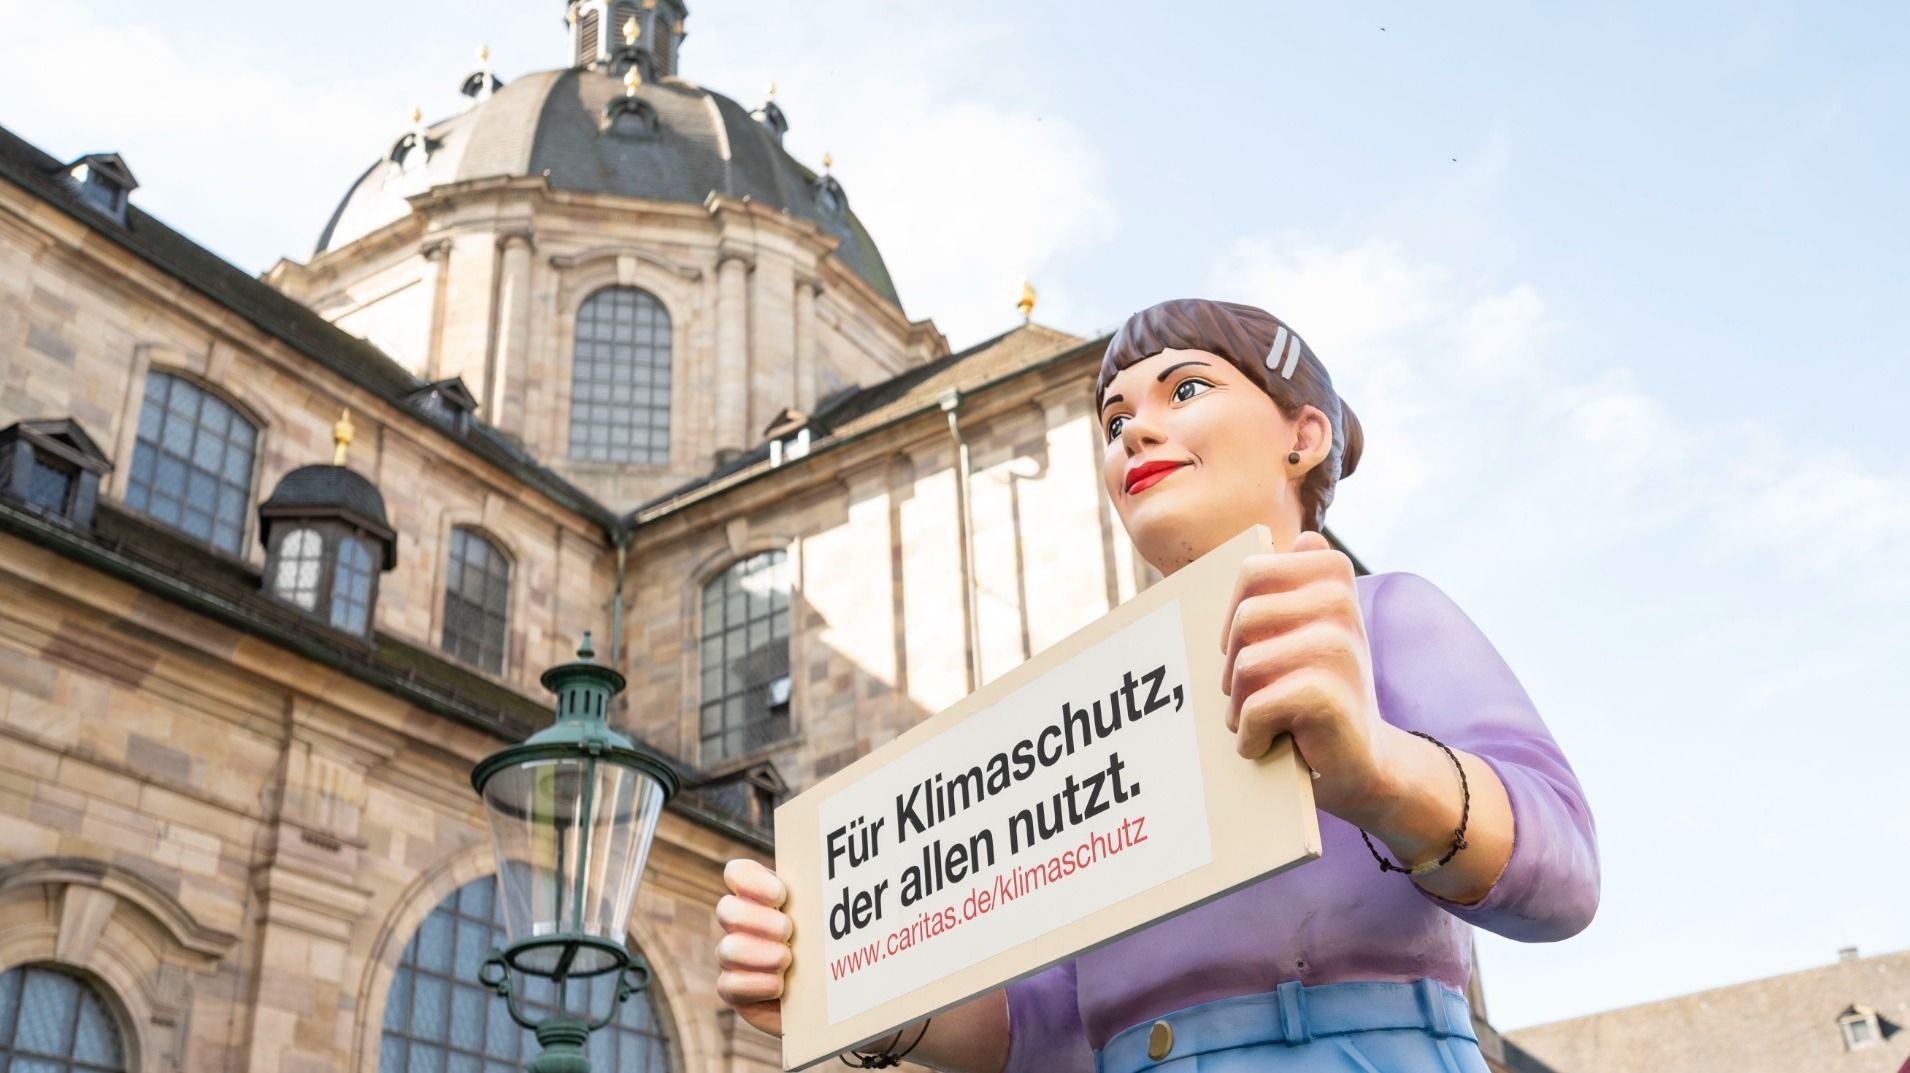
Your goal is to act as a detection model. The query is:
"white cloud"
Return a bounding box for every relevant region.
[1205,234,1910,598]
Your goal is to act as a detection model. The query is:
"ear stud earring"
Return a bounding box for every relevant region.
[1288,452,1301,465]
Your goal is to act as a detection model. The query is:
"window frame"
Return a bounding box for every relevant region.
[0,961,132,1073]
[439,525,514,676]
[696,548,795,766]
[263,521,384,638]
[1839,1009,1882,1051]
[122,370,262,558]
[566,285,674,466]
[376,878,676,1073]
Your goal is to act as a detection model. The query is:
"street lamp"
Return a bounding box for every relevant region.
[471,631,680,1073]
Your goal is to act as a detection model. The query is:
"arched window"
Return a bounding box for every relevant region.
[569,287,672,465]
[0,963,128,1072]
[125,372,259,555]
[378,878,674,1073]
[700,550,792,762]
[442,527,510,674]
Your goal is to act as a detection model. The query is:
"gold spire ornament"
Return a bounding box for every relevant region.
[332,410,355,466]
[477,43,489,62]
[1017,280,1038,322]
[623,16,640,45]
[623,66,641,95]
[409,105,423,126]
[766,81,777,100]
[822,151,833,172]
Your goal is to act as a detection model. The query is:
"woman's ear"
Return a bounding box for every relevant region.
[1293,405,1333,466]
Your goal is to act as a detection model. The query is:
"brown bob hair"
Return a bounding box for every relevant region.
[1095,298,1363,533]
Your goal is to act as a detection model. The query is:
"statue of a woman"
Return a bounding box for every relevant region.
[716,298,1600,1072]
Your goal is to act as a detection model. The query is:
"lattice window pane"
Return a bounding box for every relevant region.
[377,879,674,1073]
[127,373,257,554]
[330,535,376,635]
[441,528,510,674]
[699,550,793,762]
[568,287,672,465]
[25,458,73,514]
[0,964,127,1073]
[272,529,325,610]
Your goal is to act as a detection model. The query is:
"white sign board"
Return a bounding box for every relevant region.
[773,526,1321,1069]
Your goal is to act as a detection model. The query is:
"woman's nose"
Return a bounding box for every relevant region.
[1119,411,1167,453]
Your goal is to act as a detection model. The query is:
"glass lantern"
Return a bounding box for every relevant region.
[470,632,679,1071]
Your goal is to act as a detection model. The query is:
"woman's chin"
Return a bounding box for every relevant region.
[1122,493,1254,571]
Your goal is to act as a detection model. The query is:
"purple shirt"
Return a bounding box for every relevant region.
[1003,572,1601,1071]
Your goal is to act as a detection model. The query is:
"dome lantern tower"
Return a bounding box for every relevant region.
[567,0,687,78]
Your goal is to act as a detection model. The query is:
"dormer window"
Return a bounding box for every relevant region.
[1838,1006,1883,1051]
[0,418,112,528]
[64,153,138,224]
[257,463,398,640]
[406,378,479,435]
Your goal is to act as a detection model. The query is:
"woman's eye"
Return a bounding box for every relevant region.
[1106,415,1128,439]
[1172,378,1213,403]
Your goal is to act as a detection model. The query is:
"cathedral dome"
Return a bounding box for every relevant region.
[314,66,901,307]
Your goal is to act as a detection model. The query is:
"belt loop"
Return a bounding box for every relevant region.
[1276,980,1312,1044]
[1415,978,1452,1038]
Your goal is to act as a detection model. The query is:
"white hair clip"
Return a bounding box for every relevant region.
[1265,325,1304,380]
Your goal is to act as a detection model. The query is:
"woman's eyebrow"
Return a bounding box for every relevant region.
[1156,360,1212,381]
[1099,392,1125,413]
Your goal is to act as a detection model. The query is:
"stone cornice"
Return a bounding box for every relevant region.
[549,243,701,279]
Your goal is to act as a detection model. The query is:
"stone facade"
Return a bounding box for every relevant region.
[1508,948,1910,1073]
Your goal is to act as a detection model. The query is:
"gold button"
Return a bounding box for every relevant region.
[1146,1020,1173,1061]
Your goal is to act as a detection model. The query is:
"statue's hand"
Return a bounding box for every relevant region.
[1219,530,1403,824]
[715,858,794,1038]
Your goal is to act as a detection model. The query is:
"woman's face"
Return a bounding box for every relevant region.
[1099,348,1321,573]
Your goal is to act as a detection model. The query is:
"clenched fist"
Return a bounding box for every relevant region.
[1219,530,1403,825]
[714,858,795,1037]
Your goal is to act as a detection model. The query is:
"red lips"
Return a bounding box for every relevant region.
[1124,459,1188,495]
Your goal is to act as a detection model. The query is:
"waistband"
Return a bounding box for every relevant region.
[1099,979,1477,1073]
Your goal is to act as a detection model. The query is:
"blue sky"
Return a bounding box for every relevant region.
[3,0,1907,1032]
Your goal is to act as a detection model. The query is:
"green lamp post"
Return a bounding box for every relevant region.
[471,632,680,1073]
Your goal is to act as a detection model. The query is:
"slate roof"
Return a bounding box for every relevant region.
[0,122,619,534]
[259,464,399,567]
[633,322,1100,519]
[316,68,901,307]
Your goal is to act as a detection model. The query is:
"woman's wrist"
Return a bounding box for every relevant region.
[1348,726,1467,867]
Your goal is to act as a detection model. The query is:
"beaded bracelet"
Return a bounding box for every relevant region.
[839,1018,931,1069]
[1360,731,1470,877]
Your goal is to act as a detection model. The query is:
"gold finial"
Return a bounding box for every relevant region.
[332,410,355,466]
[409,105,423,125]
[623,16,640,44]
[1017,280,1037,322]
[766,80,777,101]
[477,43,489,62]
[623,66,641,95]
[822,151,833,172]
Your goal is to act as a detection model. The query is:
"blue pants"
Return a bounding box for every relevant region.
[1097,980,1490,1073]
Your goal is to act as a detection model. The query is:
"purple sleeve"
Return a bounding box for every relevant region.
[1366,572,1601,942]
[1002,960,1094,1073]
